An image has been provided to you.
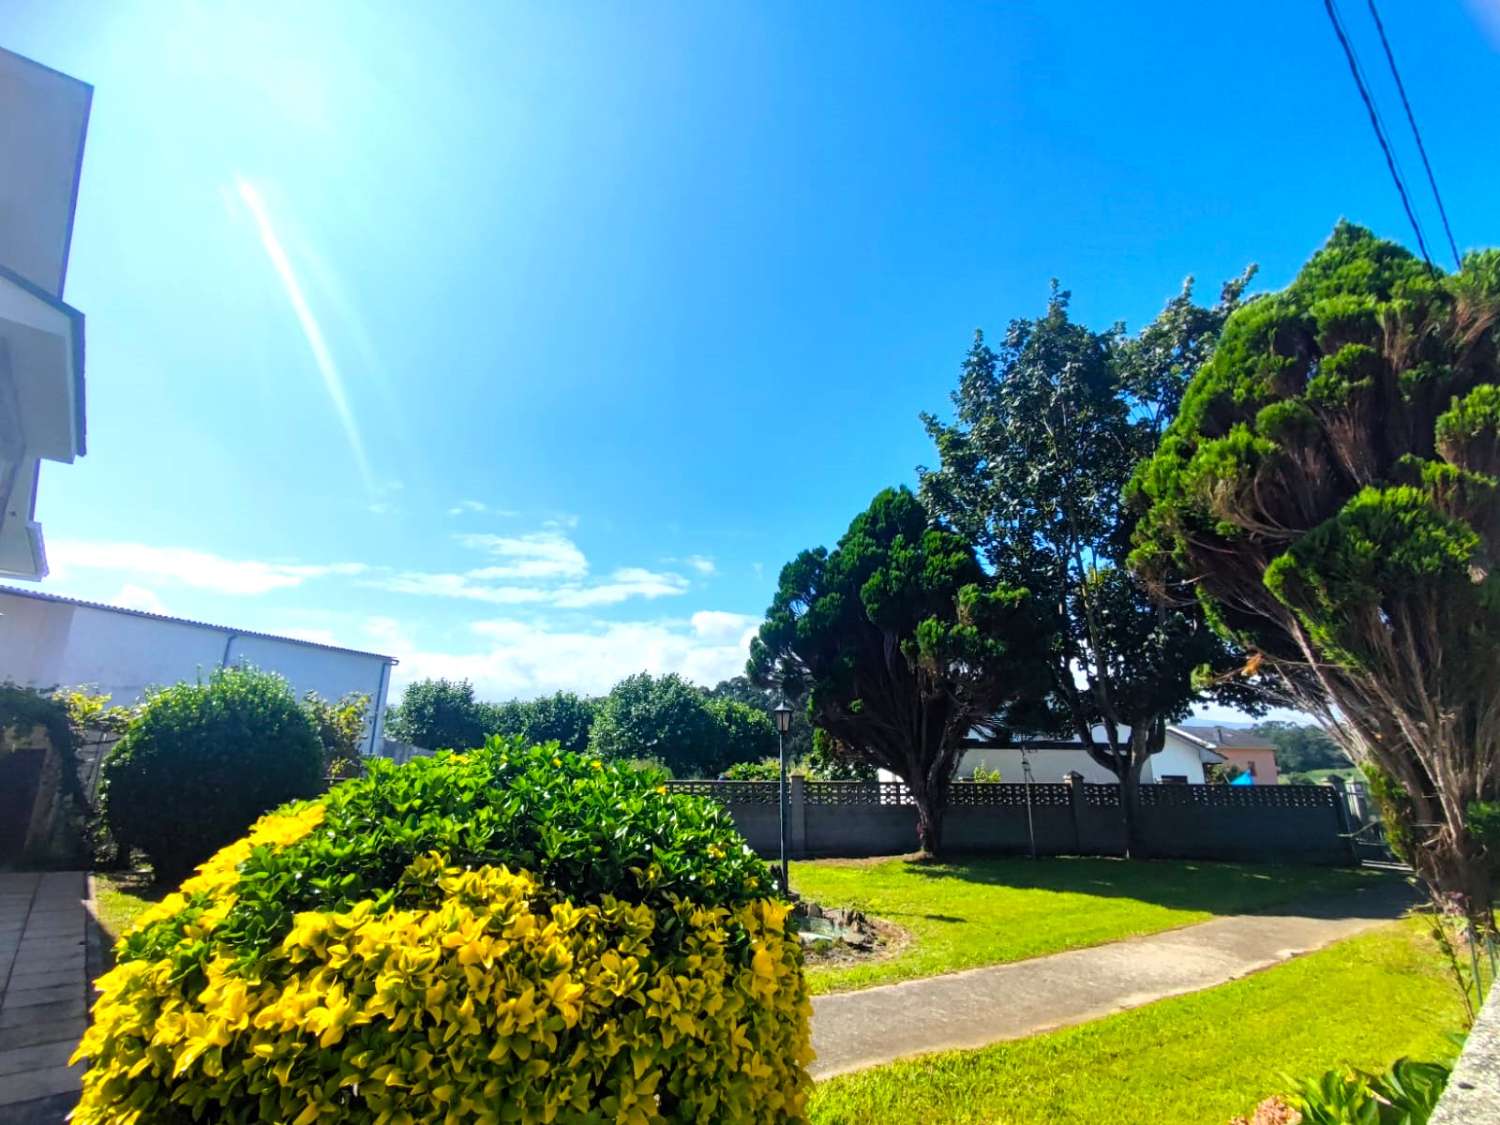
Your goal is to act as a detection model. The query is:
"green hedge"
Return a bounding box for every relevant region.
[101,666,324,884]
[75,739,813,1123]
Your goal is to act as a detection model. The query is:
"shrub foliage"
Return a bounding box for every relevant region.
[74,739,812,1123]
[101,667,324,884]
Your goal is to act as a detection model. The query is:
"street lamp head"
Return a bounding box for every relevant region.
[772,699,794,734]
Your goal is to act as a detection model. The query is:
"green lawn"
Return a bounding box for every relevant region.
[92,872,168,942]
[792,855,1385,994]
[810,920,1461,1124]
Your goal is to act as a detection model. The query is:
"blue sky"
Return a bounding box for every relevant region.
[8,1,1500,710]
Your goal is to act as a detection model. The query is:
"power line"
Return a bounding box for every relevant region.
[1322,0,1434,268]
[1365,0,1462,269]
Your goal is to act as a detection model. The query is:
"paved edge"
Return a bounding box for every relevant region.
[808,881,1416,1080]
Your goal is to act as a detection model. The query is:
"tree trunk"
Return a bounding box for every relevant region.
[911,778,947,859]
[1419,827,1497,936]
[1121,758,1146,860]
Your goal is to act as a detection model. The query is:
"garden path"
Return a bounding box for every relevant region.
[0,872,92,1123]
[809,880,1415,1079]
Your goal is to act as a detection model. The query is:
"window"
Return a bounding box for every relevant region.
[1160,774,1188,784]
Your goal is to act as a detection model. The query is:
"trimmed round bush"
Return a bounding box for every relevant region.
[74,739,813,1123]
[102,666,324,884]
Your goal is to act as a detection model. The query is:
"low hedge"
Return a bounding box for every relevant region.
[73,739,812,1123]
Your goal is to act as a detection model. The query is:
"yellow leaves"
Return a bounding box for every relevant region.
[282,911,330,954]
[543,973,584,1027]
[74,857,813,1124]
[752,946,777,982]
[131,891,189,932]
[303,983,355,1048]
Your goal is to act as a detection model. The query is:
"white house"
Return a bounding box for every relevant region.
[956,727,1228,784]
[0,48,92,580]
[0,586,397,753]
[875,725,1229,787]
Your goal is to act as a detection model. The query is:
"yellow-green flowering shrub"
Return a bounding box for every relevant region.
[73,740,812,1123]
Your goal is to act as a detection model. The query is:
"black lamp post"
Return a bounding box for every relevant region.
[772,699,794,894]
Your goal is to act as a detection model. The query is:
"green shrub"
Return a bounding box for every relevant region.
[0,682,91,864]
[302,691,370,779]
[74,739,812,1123]
[724,758,782,781]
[101,666,323,885]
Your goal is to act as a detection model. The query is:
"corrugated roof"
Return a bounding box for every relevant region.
[0,584,397,663]
[1171,723,1275,750]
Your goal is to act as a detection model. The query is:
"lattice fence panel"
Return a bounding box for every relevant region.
[948,782,1072,807]
[1083,784,1121,808]
[804,782,912,806]
[1136,784,1335,809]
[663,780,780,805]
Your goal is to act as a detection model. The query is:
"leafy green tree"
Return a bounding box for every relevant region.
[710,675,815,762]
[588,672,723,777]
[1130,223,1500,923]
[1252,721,1350,775]
[480,692,598,753]
[748,487,1052,855]
[920,277,1258,849]
[706,698,777,772]
[515,691,597,753]
[387,678,486,752]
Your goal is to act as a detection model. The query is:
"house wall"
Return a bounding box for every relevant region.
[1220,747,1279,784]
[0,591,392,751]
[1140,738,1209,782]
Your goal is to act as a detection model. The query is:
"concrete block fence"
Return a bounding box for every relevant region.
[664,775,1358,865]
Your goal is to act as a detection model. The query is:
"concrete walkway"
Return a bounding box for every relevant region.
[810,881,1414,1079]
[0,872,89,1123]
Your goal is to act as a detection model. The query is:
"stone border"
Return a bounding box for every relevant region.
[1431,983,1500,1123]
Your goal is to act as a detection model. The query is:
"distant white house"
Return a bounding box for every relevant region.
[0,586,397,753]
[876,725,1232,786]
[955,728,1227,785]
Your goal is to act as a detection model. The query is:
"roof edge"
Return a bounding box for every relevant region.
[0,583,397,664]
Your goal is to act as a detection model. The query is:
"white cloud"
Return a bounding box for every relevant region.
[552,568,689,608]
[368,565,689,609]
[48,540,368,596]
[366,531,691,609]
[454,531,588,581]
[111,584,169,615]
[447,499,518,518]
[373,571,554,605]
[664,554,716,576]
[383,613,756,700]
[690,609,760,645]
